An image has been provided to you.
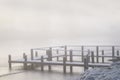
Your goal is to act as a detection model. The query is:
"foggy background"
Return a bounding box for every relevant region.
[0,0,120,66]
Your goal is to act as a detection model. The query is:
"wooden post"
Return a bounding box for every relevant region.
[8,54,12,70]
[102,50,104,63]
[87,50,90,63]
[35,51,38,57]
[96,46,99,63]
[64,46,67,61]
[31,49,34,69]
[24,54,27,70]
[70,50,73,73]
[63,56,66,73]
[41,56,44,71]
[81,46,84,62]
[56,49,59,61]
[84,57,88,71]
[47,49,52,71]
[91,51,94,63]
[112,46,115,59]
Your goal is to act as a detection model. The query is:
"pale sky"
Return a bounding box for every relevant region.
[0,0,120,46]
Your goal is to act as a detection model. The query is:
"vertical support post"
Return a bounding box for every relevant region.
[116,50,119,59]
[35,51,38,57]
[31,49,34,69]
[56,49,59,61]
[63,56,66,73]
[8,54,12,70]
[112,46,115,59]
[96,46,99,63]
[87,50,90,63]
[41,56,44,71]
[64,46,67,61]
[102,50,104,63]
[81,46,84,62]
[91,51,94,68]
[91,51,95,63]
[70,50,73,73]
[84,57,88,71]
[46,48,52,71]
[24,54,27,70]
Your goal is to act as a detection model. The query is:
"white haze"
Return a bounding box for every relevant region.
[0,0,120,66]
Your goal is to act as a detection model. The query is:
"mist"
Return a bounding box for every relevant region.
[0,0,120,56]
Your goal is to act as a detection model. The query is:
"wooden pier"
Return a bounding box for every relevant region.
[8,45,120,73]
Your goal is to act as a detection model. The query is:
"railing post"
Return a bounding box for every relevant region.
[102,50,104,63]
[63,56,66,73]
[31,49,34,69]
[8,54,12,70]
[81,46,84,62]
[56,49,59,61]
[112,46,115,59]
[64,46,67,61]
[70,50,73,73]
[24,54,27,70]
[96,46,99,63]
[87,50,90,63]
[41,56,44,71]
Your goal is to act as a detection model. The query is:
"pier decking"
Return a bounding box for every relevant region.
[8,45,120,73]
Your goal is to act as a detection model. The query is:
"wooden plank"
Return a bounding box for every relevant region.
[10,60,110,67]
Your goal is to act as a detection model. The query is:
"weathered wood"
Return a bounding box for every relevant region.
[70,50,73,73]
[24,54,27,70]
[47,49,52,71]
[112,46,115,59]
[8,54,12,70]
[102,50,104,63]
[63,56,66,73]
[91,51,95,63]
[41,56,44,71]
[81,46,84,62]
[96,46,99,63]
[87,50,90,63]
[64,46,67,61]
[31,49,34,69]
[84,57,88,71]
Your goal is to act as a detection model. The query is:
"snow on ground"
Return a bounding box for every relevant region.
[78,62,120,80]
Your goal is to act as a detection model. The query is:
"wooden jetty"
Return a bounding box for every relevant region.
[8,45,120,73]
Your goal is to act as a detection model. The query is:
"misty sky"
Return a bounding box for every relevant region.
[0,0,120,47]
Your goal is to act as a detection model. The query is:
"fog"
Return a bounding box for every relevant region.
[0,0,120,59]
